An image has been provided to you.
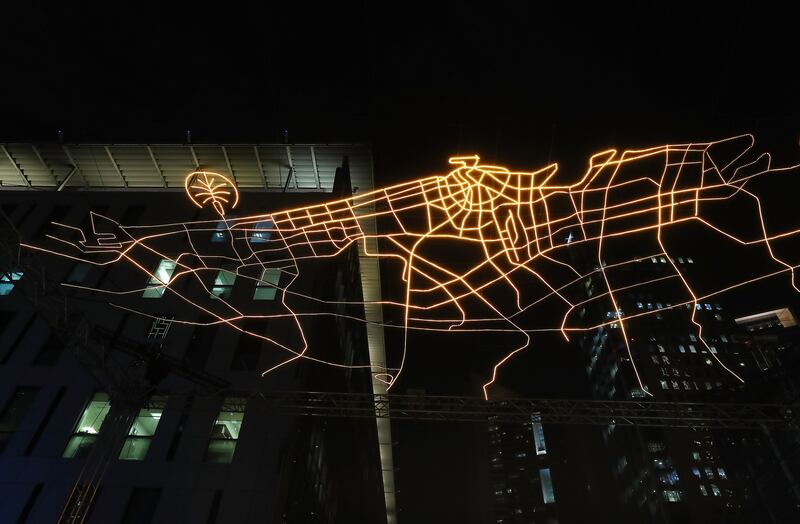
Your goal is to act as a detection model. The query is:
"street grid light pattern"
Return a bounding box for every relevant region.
[22,135,800,399]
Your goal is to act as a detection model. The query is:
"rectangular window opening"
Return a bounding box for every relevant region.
[253,268,281,300]
[143,259,177,298]
[205,397,246,463]
[63,392,110,459]
[119,396,167,461]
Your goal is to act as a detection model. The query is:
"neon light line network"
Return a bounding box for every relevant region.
[24,135,800,399]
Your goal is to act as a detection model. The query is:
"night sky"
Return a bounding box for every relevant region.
[2,2,798,521]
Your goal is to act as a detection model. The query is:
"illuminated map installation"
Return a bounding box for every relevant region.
[25,135,800,398]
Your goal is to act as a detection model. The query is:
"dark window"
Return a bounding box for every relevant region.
[0,387,41,453]
[166,397,193,462]
[25,387,66,456]
[185,317,218,370]
[230,320,264,371]
[1,315,36,365]
[121,487,161,524]
[32,333,63,366]
[206,490,223,524]
[16,483,43,524]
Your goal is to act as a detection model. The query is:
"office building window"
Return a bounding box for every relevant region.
[211,218,236,242]
[531,415,547,455]
[119,397,167,461]
[63,392,110,458]
[0,387,40,453]
[121,487,161,524]
[710,484,721,497]
[32,334,63,366]
[0,271,24,296]
[699,485,708,496]
[663,490,682,502]
[539,468,555,504]
[253,268,281,300]
[249,219,273,243]
[211,267,237,299]
[205,397,246,463]
[231,321,264,371]
[717,467,727,479]
[142,259,176,298]
[18,483,44,522]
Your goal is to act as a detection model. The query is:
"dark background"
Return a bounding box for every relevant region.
[1,2,798,521]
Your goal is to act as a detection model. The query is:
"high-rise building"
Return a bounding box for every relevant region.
[487,410,558,524]
[0,143,396,523]
[720,308,800,523]
[578,255,746,523]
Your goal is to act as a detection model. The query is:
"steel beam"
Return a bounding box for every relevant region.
[245,391,797,430]
[1,144,30,187]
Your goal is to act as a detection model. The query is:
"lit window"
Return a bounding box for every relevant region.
[211,267,237,299]
[211,219,235,242]
[660,380,668,390]
[705,303,712,310]
[692,451,701,460]
[705,382,713,390]
[710,346,718,354]
[663,490,682,502]
[0,271,24,296]
[692,467,700,477]
[143,259,176,298]
[532,415,547,455]
[720,335,728,343]
[205,397,246,463]
[253,268,281,300]
[636,302,643,309]
[687,257,694,264]
[679,344,686,353]
[689,345,697,353]
[539,468,555,504]
[717,468,727,479]
[64,392,110,458]
[696,304,702,311]
[249,219,273,243]
[677,257,684,263]
[711,484,721,497]
[699,485,708,496]
[659,257,667,263]
[689,334,697,342]
[651,257,658,263]
[0,387,40,453]
[119,397,166,460]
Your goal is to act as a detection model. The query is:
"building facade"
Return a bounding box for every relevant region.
[0,143,395,523]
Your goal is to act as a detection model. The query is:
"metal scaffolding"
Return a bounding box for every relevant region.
[247,390,798,430]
